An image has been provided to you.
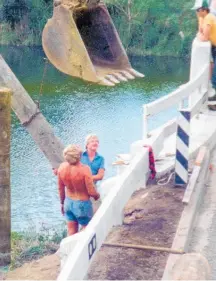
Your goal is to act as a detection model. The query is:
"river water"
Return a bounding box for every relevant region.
[0,46,189,232]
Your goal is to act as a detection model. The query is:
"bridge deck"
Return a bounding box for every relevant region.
[88,185,184,280]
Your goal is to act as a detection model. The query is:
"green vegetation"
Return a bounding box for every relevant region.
[107,0,197,57]
[10,225,66,269]
[0,0,197,56]
[0,0,52,45]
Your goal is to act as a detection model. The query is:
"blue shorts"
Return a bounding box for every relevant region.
[64,197,93,226]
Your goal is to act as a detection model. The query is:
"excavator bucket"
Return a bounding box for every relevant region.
[42,0,144,86]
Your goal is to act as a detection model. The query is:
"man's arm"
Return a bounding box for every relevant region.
[92,157,105,182]
[198,16,203,32]
[198,24,211,41]
[58,175,65,204]
[92,168,105,182]
[85,167,100,200]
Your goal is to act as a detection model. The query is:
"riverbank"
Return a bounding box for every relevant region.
[4,226,66,271]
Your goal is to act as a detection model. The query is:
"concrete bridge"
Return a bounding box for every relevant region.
[56,38,216,280]
[1,37,216,279]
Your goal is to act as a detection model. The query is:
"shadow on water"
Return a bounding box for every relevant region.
[0,46,189,231]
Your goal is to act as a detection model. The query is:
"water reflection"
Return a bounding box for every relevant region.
[0,46,189,231]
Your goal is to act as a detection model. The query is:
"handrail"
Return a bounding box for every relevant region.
[144,64,208,117]
[143,64,209,139]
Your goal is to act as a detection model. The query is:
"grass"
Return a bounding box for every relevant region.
[10,223,67,270]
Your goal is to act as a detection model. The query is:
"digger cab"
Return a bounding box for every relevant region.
[42,0,144,86]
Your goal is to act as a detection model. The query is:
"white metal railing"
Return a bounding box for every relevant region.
[174,84,209,185]
[143,39,210,186]
[143,64,209,140]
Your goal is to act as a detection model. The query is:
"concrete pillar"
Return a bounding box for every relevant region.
[0,88,11,266]
[189,38,211,107]
[190,38,211,81]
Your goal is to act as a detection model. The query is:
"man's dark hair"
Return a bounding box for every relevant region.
[202,7,210,12]
[197,7,210,13]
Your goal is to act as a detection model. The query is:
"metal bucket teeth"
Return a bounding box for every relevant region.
[120,70,135,80]
[105,75,120,84]
[127,68,145,78]
[112,72,128,82]
[42,2,144,87]
[99,78,115,86]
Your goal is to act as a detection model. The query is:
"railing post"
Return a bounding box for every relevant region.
[0,88,11,265]
[143,104,148,140]
[190,39,211,81]
[175,109,191,186]
[189,39,211,105]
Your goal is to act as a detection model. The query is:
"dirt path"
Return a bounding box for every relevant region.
[4,184,184,280]
[88,185,184,280]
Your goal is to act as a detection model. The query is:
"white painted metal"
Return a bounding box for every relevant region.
[143,104,148,139]
[190,91,208,118]
[143,39,210,144]
[189,38,210,107]
[145,65,208,117]
[175,161,188,183]
[175,109,191,185]
[175,87,207,186]
[178,111,190,135]
[176,137,189,160]
[190,39,211,81]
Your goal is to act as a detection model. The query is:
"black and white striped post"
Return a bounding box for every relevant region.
[174,39,210,186]
[175,110,191,186]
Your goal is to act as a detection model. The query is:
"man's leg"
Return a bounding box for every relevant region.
[208,51,216,110]
[211,60,216,90]
[67,221,78,236]
[208,60,216,107]
[80,225,87,231]
[209,46,216,103]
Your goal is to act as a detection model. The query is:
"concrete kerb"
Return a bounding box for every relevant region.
[162,146,211,280]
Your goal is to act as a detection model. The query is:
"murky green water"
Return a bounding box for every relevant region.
[0,46,189,231]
